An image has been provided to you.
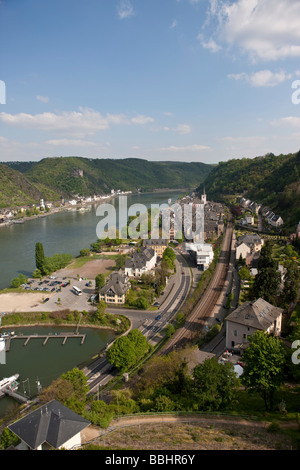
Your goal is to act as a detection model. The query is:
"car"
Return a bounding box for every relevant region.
[153,302,160,307]
[43,298,50,303]
[155,315,161,321]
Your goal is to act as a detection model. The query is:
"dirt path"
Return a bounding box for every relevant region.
[81,413,298,450]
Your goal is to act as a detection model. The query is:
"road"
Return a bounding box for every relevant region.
[84,252,192,394]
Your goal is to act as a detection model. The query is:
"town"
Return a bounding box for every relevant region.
[0,183,299,450]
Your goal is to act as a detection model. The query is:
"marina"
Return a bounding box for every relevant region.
[3,332,86,351]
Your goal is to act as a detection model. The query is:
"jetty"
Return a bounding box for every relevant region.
[5,332,85,351]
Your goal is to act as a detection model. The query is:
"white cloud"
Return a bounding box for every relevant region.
[228,69,292,87]
[45,139,98,147]
[158,144,210,152]
[198,34,221,53]
[0,108,155,137]
[36,95,49,103]
[117,0,135,19]
[205,0,300,61]
[173,124,192,135]
[272,116,300,128]
[131,114,155,125]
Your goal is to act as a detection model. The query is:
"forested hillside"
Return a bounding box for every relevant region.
[201,151,300,229]
[0,163,58,208]
[0,157,213,207]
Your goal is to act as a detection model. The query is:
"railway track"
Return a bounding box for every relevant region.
[160,221,233,356]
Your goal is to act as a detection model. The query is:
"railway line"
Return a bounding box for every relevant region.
[160,221,233,356]
[85,222,232,392]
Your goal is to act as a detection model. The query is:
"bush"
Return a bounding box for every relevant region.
[10,274,27,288]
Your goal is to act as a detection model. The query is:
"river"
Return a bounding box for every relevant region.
[0,190,185,417]
[0,190,185,290]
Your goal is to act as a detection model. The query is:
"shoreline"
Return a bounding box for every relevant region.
[0,187,189,229]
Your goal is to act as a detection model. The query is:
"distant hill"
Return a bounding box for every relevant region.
[0,163,58,208]
[200,150,300,229]
[0,157,213,208]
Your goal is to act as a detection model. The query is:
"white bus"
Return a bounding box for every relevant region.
[72,286,82,296]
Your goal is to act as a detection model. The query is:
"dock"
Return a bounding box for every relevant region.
[5,333,85,351]
[0,388,29,403]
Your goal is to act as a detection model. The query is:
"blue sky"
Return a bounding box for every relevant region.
[1,0,300,164]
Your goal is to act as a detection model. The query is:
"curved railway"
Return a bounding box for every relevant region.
[160,220,233,356]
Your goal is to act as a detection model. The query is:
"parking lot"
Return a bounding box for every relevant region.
[26,276,96,311]
[0,276,97,313]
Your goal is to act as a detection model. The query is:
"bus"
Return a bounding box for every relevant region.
[72,286,82,296]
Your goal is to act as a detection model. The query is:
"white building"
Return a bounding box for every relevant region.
[185,242,214,271]
[225,298,283,352]
[125,247,157,277]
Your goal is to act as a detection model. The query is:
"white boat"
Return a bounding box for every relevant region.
[0,374,19,391]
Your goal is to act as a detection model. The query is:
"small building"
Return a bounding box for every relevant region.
[225,298,283,352]
[143,238,168,258]
[8,400,90,450]
[99,271,131,304]
[235,233,264,260]
[185,242,214,271]
[125,247,157,278]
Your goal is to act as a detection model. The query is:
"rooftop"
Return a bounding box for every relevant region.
[226,298,283,331]
[8,400,90,450]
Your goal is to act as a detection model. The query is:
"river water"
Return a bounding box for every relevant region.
[0,190,184,290]
[0,190,185,417]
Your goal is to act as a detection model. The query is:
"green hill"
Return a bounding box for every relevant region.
[0,163,58,208]
[1,157,213,207]
[201,151,300,229]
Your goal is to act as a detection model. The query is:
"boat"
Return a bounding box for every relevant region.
[0,374,20,392]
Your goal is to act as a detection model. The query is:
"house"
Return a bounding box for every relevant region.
[8,400,90,450]
[143,238,168,258]
[99,271,131,304]
[268,214,284,227]
[246,215,255,225]
[125,247,157,278]
[235,233,264,260]
[225,298,283,352]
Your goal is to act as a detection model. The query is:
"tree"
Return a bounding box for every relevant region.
[241,331,286,410]
[10,274,27,288]
[192,357,239,411]
[251,242,281,303]
[35,242,45,274]
[106,329,150,372]
[95,273,106,292]
[106,335,137,372]
[162,247,176,269]
[238,266,251,281]
[282,260,300,308]
[0,428,20,450]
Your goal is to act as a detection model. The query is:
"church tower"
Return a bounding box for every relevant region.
[201,186,207,204]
